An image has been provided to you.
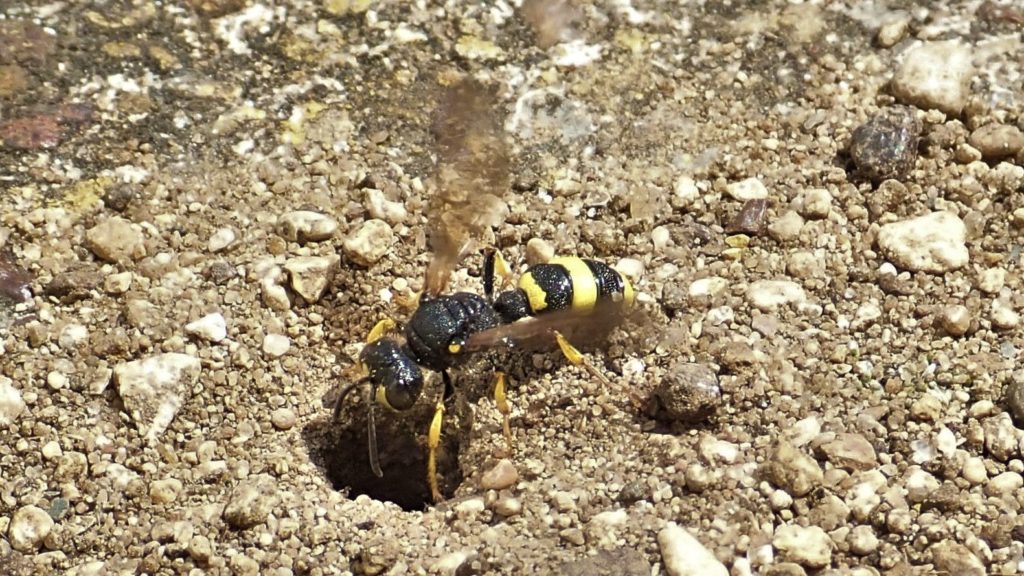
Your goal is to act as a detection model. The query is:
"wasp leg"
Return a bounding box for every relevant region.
[553,330,644,408]
[493,371,514,453]
[483,247,513,302]
[426,379,448,503]
[367,318,399,343]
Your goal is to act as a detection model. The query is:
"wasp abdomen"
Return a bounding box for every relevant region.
[516,256,635,317]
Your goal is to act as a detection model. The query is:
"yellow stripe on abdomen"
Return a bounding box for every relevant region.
[518,272,549,312]
[549,256,597,313]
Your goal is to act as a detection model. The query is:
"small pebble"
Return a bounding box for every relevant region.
[820,433,877,471]
[207,227,236,252]
[650,362,721,424]
[85,217,147,263]
[799,188,831,219]
[1005,373,1024,425]
[40,440,62,460]
[910,394,942,421]
[270,407,296,430]
[848,106,920,182]
[223,475,279,529]
[877,211,968,273]
[930,540,985,576]
[114,353,201,442]
[525,238,554,265]
[876,11,910,47]
[185,312,228,343]
[651,226,671,251]
[968,123,1024,161]
[727,198,769,235]
[342,219,394,266]
[480,458,518,490]
[746,280,807,312]
[848,525,879,555]
[990,299,1020,330]
[150,478,183,504]
[365,189,408,224]
[761,441,823,497]
[962,456,987,485]
[283,256,337,303]
[767,210,804,241]
[614,258,644,282]
[940,304,971,336]
[103,271,133,294]
[773,524,832,568]
[985,471,1023,496]
[263,333,290,358]
[725,177,768,201]
[46,370,67,390]
[8,505,54,552]
[658,522,728,576]
[278,210,339,243]
[188,534,213,564]
[493,496,522,517]
[890,40,974,115]
[977,267,1006,294]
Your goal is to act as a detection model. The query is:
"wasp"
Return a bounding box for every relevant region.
[334,76,637,502]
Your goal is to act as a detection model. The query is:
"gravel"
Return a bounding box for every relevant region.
[3,1,1024,574]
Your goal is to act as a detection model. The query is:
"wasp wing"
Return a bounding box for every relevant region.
[423,77,510,297]
[465,301,648,353]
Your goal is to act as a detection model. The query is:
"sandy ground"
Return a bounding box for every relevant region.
[2,0,1024,575]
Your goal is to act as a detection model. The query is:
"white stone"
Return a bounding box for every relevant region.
[891,40,974,115]
[279,211,339,243]
[283,256,338,303]
[746,280,807,311]
[365,189,408,224]
[689,277,728,300]
[104,271,133,294]
[262,333,290,358]
[985,471,1023,496]
[659,522,728,576]
[58,323,89,348]
[991,299,1020,330]
[8,505,54,552]
[725,177,768,201]
[773,524,832,568]
[0,377,27,426]
[342,219,394,267]
[207,227,236,252]
[877,211,968,273]
[674,176,700,203]
[800,188,832,219]
[615,257,644,281]
[977,268,1006,294]
[185,313,227,343]
[114,353,201,442]
[85,217,147,263]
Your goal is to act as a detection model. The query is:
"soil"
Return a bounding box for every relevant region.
[2,1,1024,575]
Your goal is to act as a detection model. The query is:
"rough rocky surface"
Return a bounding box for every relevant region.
[2,1,1024,574]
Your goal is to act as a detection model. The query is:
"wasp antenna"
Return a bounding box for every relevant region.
[367,384,384,478]
[333,377,369,422]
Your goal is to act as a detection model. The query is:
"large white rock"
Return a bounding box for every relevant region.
[0,376,26,426]
[659,523,728,576]
[891,40,974,116]
[877,211,968,273]
[114,353,201,441]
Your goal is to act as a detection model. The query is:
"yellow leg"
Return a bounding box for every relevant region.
[554,330,644,408]
[493,249,513,289]
[427,398,445,503]
[494,372,513,453]
[367,318,398,343]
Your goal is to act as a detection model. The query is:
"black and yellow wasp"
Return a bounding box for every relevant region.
[334,76,637,502]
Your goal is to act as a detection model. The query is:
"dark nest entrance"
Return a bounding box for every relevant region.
[310,398,465,511]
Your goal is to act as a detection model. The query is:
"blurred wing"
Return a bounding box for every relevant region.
[423,77,510,297]
[466,302,644,353]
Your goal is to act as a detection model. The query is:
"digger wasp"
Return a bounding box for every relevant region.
[334,75,638,503]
